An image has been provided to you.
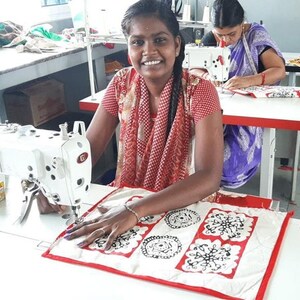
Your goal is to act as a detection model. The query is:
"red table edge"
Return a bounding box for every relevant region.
[80,101,300,131]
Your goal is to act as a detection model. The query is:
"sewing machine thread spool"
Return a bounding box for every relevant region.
[0,175,5,202]
[97,9,109,36]
[182,4,191,22]
[202,5,210,23]
[69,0,85,30]
[59,123,69,140]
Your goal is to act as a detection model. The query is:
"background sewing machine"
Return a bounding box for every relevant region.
[183,44,231,82]
[0,121,91,223]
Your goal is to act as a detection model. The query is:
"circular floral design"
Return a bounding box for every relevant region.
[141,235,182,259]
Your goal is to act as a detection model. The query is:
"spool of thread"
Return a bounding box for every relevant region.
[97,9,109,35]
[202,5,210,23]
[182,4,191,22]
[0,175,5,202]
[69,0,85,30]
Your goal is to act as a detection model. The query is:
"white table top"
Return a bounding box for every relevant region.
[79,88,300,130]
[0,44,127,91]
[283,52,300,64]
[0,176,116,241]
[1,177,300,300]
[218,89,300,130]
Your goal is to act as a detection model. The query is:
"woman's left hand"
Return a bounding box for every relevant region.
[64,204,138,250]
[223,75,251,90]
[35,190,68,214]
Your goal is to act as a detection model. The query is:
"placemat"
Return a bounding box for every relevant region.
[43,187,293,300]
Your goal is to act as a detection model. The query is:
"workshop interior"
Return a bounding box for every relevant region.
[1,1,300,299]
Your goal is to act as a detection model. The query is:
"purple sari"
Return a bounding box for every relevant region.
[222,23,284,188]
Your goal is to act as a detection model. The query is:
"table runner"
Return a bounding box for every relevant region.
[230,85,300,98]
[43,187,293,300]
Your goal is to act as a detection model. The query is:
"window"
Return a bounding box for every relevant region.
[0,0,137,31]
[41,0,68,6]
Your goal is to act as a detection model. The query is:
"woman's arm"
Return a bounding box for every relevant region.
[64,109,224,249]
[259,48,286,83]
[87,105,119,166]
[224,48,286,89]
[132,110,224,217]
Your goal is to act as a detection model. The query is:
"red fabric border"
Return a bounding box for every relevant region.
[256,210,294,300]
[79,101,300,131]
[222,115,300,130]
[216,193,272,208]
[42,187,294,300]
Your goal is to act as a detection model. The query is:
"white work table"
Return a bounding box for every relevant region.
[283,52,300,86]
[1,178,300,300]
[0,43,127,121]
[79,87,300,128]
[219,90,300,203]
[0,43,126,90]
[79,88,300,202]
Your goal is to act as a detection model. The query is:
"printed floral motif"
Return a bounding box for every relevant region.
[140,214,163,224]
[164,208,201,229]
[266,88,300,98]
[234,85,300,98]
[43,188,290,300]
[182,239,240,274]
[90,226,148,254]
[141,235,182,259]
[203,209,253,241]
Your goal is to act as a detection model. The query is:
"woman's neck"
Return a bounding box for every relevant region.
[242,23,251,34]
[144,76,170,98]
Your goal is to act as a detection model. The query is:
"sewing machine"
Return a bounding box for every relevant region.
[183,44,231,82]
[0,121,91,223]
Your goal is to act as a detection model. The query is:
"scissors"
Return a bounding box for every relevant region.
[19,180,40,223]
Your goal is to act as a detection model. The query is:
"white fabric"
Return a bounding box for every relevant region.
[44,187,289,300]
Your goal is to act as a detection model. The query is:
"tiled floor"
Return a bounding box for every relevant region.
[224,158,300,219]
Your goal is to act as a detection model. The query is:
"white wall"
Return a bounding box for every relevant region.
[0,0,137,34]
[0,0,71,29]
[235,0,299,52]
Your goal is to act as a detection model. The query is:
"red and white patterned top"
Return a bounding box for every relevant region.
[101,67,221,191]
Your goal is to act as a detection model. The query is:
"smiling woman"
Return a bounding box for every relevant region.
[61,0,224,251]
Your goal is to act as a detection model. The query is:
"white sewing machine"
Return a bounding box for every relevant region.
[183,44,231,82]
[0,121,91,223]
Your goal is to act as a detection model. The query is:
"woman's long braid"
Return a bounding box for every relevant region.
[167,37,185,136]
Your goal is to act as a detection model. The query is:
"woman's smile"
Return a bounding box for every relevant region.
[142,60,162,66]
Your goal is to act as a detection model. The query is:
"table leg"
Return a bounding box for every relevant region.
[288,72,296,86]
[290,131,300,204]
[260,128,276,198]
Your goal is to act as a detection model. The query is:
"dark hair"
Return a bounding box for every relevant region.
[211,0,244,28]
[121,0,186,136]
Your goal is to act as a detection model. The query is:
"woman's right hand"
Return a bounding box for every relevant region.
[64,203,139,250]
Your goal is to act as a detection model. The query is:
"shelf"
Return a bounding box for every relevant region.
[85,20,210,45]
[88,34,127,45]
[178,20,211,29]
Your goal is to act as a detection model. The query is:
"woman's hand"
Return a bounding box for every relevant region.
[64,204,138,250]
[222,75,252,90]
[36,190,68,214]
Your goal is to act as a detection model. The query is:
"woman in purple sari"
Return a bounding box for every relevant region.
[200,0,286,188]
